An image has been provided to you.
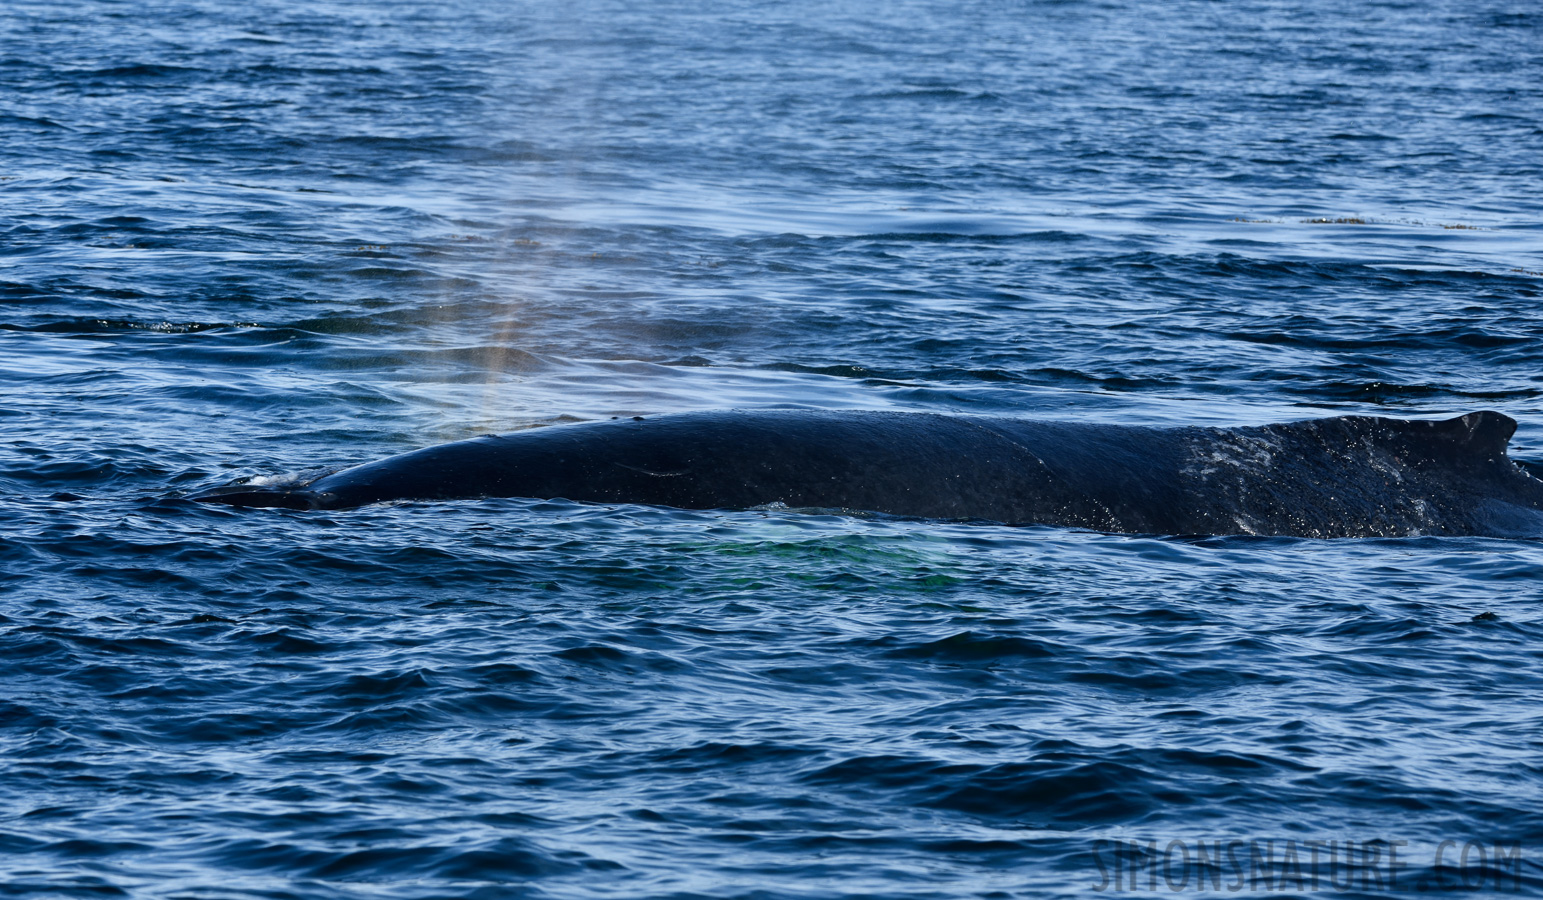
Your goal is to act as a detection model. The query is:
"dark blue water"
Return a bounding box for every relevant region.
[4,1,1543,896]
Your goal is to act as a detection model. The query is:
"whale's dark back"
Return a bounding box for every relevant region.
[194,410,1543,538]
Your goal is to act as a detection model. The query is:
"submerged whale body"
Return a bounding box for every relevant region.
[192,409,1543,538]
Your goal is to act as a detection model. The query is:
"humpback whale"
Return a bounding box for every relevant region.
[191,409,1543,538]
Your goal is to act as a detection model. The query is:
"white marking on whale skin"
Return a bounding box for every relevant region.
[1370,457,1405,484]
[242,472,306,488]
[613,462,690,477]
[1186,432,1276,480]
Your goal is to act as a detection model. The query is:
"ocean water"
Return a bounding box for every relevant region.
[3,0,1543,896]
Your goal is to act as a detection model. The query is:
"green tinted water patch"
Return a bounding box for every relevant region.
[682,529,974,596]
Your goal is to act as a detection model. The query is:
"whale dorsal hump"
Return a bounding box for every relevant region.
[1421,410,1517,461]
